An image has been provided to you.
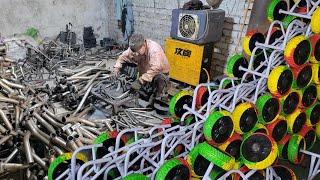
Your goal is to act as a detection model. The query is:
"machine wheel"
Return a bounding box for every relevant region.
[243,30,265,56]
[266,117,288,142]
[94,131,127,159]
[187,145,210,177]
[218,133,242,161]
[311,8,320,34]
[278,134,291,159]
[232,102,258,134]
[267,0,288,22]
[306,103,320,126]
[268,66,293,97]
[225,54,248,78]
[301,84,318,108]
[309,34,320,63]
[155,158,191,180]
[169,90,193,118]
[280,90,301,115]
[273,165,297,180]
[286,109,307,133]
[198,142,235,171]
[283,15,298,29]
[284,35,311,68]
[241,133,278,170]
[299,125,316,150]
[123,174,148,180]
[48,153,87,180]
[256,93,280,124]
[292,63,313,89]
[288,134,306,164]
[204,111,234,145]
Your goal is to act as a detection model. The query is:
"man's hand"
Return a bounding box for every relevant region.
[131,79,142,91]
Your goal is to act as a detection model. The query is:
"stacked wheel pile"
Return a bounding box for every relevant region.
[155,0,320,179]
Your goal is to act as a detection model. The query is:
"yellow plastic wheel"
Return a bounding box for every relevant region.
[218,133,242,161]
[311,8,320,34]
[268,66,293,97]
[284,35,311,68]
[286,109,307,133]
[312,64,320,84]
[243,30,265,56]
[232,102,258,134]
[241,133,278,170]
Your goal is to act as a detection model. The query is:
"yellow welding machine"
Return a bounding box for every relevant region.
[165,38,213,86]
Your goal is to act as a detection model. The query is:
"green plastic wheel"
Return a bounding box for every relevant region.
[306,103,320,126]
[198,142,235,171]
[267,0,288,22]
[256,93,280,124]
[169,90,193,118]
[123,173,148,180]
[204,110,234,145]
[187,144,210,177]
[225,54,248,78]
[288,134,306,164]
[155,158,191,180]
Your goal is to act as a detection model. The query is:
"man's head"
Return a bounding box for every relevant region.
[129,34,147,56]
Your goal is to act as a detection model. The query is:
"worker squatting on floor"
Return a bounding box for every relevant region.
[113,34,170,106]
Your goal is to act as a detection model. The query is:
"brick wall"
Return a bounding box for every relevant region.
[107,0,254,78]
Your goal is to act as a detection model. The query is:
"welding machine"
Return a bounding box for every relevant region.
[165,38,214,86]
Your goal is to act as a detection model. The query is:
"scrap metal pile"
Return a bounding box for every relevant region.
[43,0,320,180]
[0,32,163,179]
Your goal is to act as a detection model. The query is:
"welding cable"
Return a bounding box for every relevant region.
[48,152,87,180]
[155,158,192,180]
[278,134,291,160]
[169,90,193,118]
[203,110,234,145]
[198,142,235,171]
[300,84,318,108]
[93,131,127,159]
[243,123,269,140]
[266,117,288,142]
[273,165,297,180]
[256,93,280,124]
[218,133,242,161]
[284,35,311,68]
[291,63,313,89]
[225,54,248,78]
[268,66,293,97]
[312,64,320,84]
[298,125,316,150]
[279,90,301,115]
[240,133,278,170]
[305,102,320,126]
[234,165,266,180]
[309,34,320,63]
[267,0,288,22]
[286,109,307,133]
[232,102,258,134]
[123,173,148,180]
[288,134,306,164]
[187,144,210,178]
[311,8,320,34]
[242,30,265,56]
[282,15,298,29]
